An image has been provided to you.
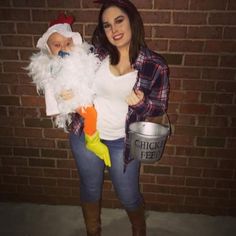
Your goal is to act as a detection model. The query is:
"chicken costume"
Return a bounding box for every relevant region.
[27,14,111,167]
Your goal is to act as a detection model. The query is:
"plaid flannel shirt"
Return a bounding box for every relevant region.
[70,46,170,166]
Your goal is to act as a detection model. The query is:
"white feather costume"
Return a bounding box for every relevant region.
[27,43,100,130]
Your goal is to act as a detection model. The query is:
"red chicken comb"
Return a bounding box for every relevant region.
[49,13,74,27]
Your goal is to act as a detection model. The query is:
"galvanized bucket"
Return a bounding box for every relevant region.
[128,114,171,163]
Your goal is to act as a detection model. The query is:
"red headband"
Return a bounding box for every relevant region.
[49,13,74,27]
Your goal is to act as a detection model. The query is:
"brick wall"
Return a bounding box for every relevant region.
[0,0,236,216]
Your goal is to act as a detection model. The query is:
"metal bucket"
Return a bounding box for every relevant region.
[129,115,171,163]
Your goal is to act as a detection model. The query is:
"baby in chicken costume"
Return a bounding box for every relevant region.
[27,13,111,167]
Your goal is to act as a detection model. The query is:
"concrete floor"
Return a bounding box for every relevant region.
[0,202,236,236]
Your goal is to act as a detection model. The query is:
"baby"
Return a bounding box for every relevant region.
[27,13,111,167]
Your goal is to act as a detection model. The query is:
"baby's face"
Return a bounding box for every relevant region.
[47,32,74,55]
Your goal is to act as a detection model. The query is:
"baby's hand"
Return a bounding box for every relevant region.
[60,89,74,100]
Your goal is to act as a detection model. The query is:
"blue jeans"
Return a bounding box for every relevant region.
[69,132,144,211]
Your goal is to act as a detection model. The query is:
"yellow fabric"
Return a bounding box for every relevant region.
[85,131,111,167]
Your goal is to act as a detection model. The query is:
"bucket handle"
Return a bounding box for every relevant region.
[146,111,172,137]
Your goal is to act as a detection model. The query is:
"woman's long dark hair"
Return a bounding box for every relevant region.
[92,0,146,65]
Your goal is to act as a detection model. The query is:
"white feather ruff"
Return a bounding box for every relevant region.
[26,43,100,130]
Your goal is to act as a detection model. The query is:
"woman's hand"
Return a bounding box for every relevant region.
[125,89,144,106]
[60,89,74,100]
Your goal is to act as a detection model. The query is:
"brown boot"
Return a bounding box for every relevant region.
[126,205,146,236]
[81,201,101,236]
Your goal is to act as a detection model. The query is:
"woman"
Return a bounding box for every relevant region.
[69,0,170,235]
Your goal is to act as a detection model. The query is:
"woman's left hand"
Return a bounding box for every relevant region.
[125,89,144,106]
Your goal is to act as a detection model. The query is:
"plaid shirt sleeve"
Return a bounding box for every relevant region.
[124,47,170,167]
[132,49,170,118]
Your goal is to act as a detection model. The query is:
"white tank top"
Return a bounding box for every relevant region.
[93,57,137,140]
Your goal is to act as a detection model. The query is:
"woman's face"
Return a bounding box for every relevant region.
[102,6,132,51]
[47,32,73,55]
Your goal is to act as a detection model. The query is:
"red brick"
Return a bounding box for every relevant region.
[159,156,187,167]
[1,157,28,166]
[168,135,195,146]
[156,176,185,186]
[154,0,188,10]
[169,91,199,103]
[0,49,18,60]
[169,40,204,52]
[8,107,38,118]
[190,0,227,10]
[205,40,236,53]
[13,147,39,157]
[169,67,201,79]
[3,175,28,185]
[180,104,211,115]
[202,68,235,80]
[174,115,196,125]
[143,165,171,175]
[140,11,171,24]
[153,26,187,38]
[170,186,199,196]
[214,105,236,116]
[185,54,218,66]
[224,27,236,39]
[188,27,222,39]
[197,137,225,147]
[57,160,77,169]
[173,12,207,25]
[140,174,156,184]
[0,166,15,175]
[209,13,236,25]
[198,116,228,127]
[146,39,168,52]
[0,96,20,105]
[220,55,236,68]
[173,167,202,177]
[21,96,45,107]
[176,146,205,157]
[0,184,17,193]
[0,9,30,21]
[27,138,55,148]
[203,169,233,179]
[44,187,71,196]
[175,125,205,136]
[17,185,43,194]
[227,139,236,149]
[201,93,233,104]
[216,180,236,189]
[10,85,37,96]
[57,179,80,187]
[207,127,236,138]
[44,128,68,139]
[143,184,170,194]
[12,0,45,7]
[185,196,214,207]
[200,188,230,198]
[188,158,218,168]
[15,128,42,138]
[186,177,215,188]
[29,158,55,168]
[207,148,235,159]
[3,62,28,73]
[0,22,16,34]
[43,168,70,178]
[29,177,57,186]
[16,167,43,177]
[2,35,33,47]
[183,80,215,91]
